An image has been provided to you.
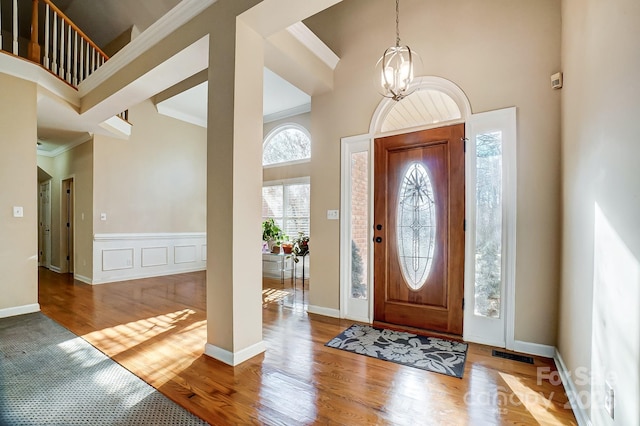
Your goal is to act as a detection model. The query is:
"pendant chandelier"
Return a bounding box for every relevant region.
[376,0,416,101]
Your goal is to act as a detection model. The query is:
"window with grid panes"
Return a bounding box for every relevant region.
[262,179,310,238]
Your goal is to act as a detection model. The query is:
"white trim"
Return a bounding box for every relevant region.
[555,349,592,426]
[263,103,311,124]
[91,266,205,285]
[263,176,310,187]
[512,340,555,358]
[156,102,207,128]
[0,303,41,318]
[49,265,62,273]
[204,341,266,366]
[285,22,340,70]
[92,232,206,284]
[262,122,312,167]
[94,232,206,241]
[463,107,517,349]
[73,274,92,285]
[306,305,340,318]
[77,0,218,96]
[339,134,373,323]
[369,76,473,135]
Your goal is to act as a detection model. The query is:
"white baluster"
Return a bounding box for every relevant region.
[12,0,18,54]
[44,4,50,68]
[78,39,84,82]
[66,26,71,83]
[59,17,64,78]
[85,40,90,77]
[52,12,57,74]
[73,32,78,86]
[92,48,96,73]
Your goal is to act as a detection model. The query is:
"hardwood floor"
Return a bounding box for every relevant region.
[38,268,577,425]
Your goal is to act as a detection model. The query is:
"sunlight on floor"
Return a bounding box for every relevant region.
[262,288,290,305]
[499,372,567,425]
[80,309,206,387]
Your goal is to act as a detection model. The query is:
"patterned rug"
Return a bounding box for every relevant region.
[326,324,468,378]
[0,312,208,426]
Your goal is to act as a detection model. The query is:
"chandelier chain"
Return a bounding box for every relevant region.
[395,0,401,47]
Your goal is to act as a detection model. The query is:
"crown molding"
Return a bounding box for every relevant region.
[285,22,340,70]
[37,133,92,158]
[78,0,217,96]
[264,103,311,123]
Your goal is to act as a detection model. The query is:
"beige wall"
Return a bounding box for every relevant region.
[93,100,207,234]
[0,73,38,312]
[306,0,562,344]
[560,0,640,423]
[38,141,94,279]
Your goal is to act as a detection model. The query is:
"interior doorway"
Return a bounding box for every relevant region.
[373,124,465,335]
[61,178,74,274]
[38,180,52,269]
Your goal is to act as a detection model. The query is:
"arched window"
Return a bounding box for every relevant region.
[263,124,311,166]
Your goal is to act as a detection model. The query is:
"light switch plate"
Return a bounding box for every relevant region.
[13,206,24,218]
[327,209,339,220]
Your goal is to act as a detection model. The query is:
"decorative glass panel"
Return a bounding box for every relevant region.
[396,163,436,290]
[474,131,503,318]
[350,152,368,299]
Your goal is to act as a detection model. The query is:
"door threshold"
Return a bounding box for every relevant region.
[372,321,464,342]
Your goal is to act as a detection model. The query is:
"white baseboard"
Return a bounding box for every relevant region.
[554,349,592,426]
[49,265,61,273]
[74,273,92,284]
[463,334,506,349]
[93,232,206,285]
[0,303,41,319]
[204,340,266,366]
[512,340,556,358]
[342,314,371,324]
[307,305,340,318]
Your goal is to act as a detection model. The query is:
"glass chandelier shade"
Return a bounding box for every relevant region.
[376,0,416,101]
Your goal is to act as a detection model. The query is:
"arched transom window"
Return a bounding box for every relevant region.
[263,124,311,166]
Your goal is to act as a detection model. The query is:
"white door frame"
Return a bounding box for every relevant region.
[339,76,517,350]
[39,179,52,269]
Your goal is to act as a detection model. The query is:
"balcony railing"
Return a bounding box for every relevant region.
[1,0,109,88]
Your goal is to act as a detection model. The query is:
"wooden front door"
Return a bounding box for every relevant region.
[374,124,465,335]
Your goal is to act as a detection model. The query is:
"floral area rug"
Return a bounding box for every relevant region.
[326,324,468,378]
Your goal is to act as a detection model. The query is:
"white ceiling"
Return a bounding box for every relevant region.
[156,68,311,128]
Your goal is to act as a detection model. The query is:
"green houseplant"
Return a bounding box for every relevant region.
[262,218,284,252]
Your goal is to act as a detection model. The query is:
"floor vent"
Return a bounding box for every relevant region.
[492,350,534,364]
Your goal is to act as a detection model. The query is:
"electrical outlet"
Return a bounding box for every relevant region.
[13,206,24,218]
[604,381,615,419]
[100,213,107,221]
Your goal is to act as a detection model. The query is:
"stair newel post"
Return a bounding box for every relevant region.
[12,0,18,54]
[28,0,41,62]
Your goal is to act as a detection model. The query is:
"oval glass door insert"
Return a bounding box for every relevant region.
[397,162,437,290]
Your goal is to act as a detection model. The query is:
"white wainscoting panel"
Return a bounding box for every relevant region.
[175,245,197,264]
[93,233,206,284]
[102,248,134,271]
[142,247,169,268]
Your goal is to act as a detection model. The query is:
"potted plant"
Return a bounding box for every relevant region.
[262,219,284,252]
[290,231,309,263]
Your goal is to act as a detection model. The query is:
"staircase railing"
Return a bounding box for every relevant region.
[1,0,109,88]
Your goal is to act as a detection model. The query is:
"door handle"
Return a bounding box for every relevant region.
[374,236,383,243]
